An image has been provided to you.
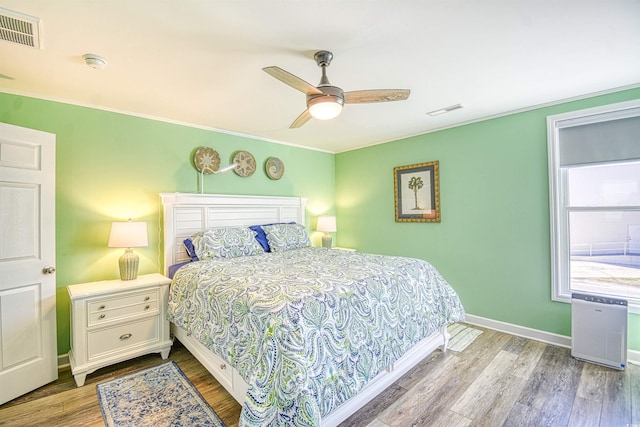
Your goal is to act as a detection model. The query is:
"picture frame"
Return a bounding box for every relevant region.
[394,161,440,222]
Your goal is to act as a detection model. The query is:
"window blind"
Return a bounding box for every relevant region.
[558,112,640,166]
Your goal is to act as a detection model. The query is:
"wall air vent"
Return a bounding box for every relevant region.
[0,7,41,49]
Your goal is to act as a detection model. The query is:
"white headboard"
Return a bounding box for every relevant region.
[160,193,308,275]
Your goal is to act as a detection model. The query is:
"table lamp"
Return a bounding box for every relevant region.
[316,215,336,249]
[108,220,148,280]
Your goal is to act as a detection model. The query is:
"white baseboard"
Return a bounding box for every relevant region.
[57,353,70,370]
[465,313,640,366]
[57,315,640,369]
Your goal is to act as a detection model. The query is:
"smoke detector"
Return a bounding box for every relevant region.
[83,54,107,69]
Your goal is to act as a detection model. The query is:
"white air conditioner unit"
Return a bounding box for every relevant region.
[571,293,627,370]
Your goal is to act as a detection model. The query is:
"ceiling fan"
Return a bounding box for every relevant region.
[263,50,410,128]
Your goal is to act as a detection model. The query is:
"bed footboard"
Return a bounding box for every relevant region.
[172,322,447,427]
[170,323,248,403]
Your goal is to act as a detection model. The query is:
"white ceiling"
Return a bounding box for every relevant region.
[0,1,639,153]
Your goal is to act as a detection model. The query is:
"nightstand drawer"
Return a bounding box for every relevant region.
[89,301,158,325]
[89,289,158,312]
[88,316,159,360]
[88,289,159,326]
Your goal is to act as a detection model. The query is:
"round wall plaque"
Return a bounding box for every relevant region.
[232,151,256,177]
[194,147,220,174]
[265,157,285,180]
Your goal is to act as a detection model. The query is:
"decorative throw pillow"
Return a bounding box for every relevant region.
[189,232,205,257]
[262,223,311,252]
[249,222,295,252]
[190,227,264,259]
[183,238,199,261]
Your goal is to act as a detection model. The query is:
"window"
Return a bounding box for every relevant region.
[547,99,640,310]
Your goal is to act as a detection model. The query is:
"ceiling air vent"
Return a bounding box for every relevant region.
[0,7,41,49]
[427,104,464,116]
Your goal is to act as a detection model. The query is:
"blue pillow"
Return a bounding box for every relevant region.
[249,222,295,252]
[183,238,199,261]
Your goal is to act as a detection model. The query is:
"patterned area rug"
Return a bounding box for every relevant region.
[447,323,483,352]
[96,361,225,427]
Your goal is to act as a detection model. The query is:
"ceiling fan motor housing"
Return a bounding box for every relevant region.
[314,50,333,67]
[306,85,344,109]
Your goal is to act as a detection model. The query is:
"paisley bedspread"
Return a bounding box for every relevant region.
[167,247,465,426]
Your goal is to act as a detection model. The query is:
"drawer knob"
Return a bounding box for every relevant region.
[145,305,150,310]
[220,363,226,370]
[144,296,150,301]
[119,333,132,340]
[99,305,106,310]
[99,314,106,319]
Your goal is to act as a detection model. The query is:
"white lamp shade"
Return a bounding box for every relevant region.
[309,101,343,120]
[108,221,148,248]
[316,216,337,233]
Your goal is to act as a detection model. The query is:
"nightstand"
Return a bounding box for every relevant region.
[67,273,173,386]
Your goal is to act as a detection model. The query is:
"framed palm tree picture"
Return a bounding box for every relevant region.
[394,161,440,222]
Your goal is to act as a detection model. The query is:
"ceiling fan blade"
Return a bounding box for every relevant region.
[344,89,410,104]
[290,109,312,128]
[263,66,322,95]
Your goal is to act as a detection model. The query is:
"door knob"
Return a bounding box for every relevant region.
[43,266,56,274]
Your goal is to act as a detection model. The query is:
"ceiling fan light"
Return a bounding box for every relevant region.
[308,98,343,120]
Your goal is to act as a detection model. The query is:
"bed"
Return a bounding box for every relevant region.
[160,193,465,426]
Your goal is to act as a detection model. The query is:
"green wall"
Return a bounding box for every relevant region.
[336,87,640,350]
[2,88,639,358]
[0,93,336,355]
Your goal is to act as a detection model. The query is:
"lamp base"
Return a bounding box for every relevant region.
[119,249,139,281]
[322,233,332,249]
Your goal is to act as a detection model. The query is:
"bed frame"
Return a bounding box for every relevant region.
[160,192,449,426]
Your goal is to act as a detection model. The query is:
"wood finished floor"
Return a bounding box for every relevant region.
[1,325,638,426]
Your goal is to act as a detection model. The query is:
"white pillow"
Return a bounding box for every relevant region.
[191,227,264,259]
[262,223,311,252]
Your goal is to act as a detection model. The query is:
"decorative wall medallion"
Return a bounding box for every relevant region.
[194,147,220,174]
[265,157,285,180]
[232,151,256,177]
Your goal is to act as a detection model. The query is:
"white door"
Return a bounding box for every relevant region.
[0,122,56,404]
